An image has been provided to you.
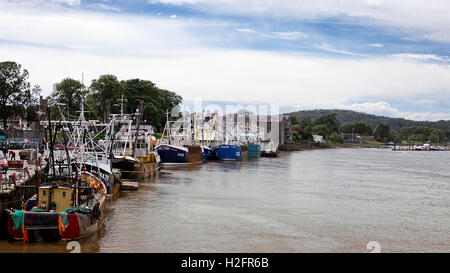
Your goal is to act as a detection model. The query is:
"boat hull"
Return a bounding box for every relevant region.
[247,143,261,158]
[215,144,243,161]
[202,146,216,160]
[6,196,107,242]
[156,144,189,164]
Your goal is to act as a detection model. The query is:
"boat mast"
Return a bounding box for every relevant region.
[132,100,144,157]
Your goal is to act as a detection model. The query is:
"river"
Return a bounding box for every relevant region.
[1,148,449,252]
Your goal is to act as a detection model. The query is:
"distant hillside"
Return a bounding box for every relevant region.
[287,109,450,131]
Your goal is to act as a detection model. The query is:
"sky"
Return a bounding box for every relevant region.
[1,0,450,121]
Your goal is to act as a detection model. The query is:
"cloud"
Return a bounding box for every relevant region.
[316,43,364,56]
[390,53,449,63]
[343,102,450,121]
[236,28,255,33]
[1,2,450,121]
[148,0,450,43]
[368,43,383,48]
[265,31,308,40]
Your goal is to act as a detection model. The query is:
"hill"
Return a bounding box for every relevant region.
[287,109,450,131]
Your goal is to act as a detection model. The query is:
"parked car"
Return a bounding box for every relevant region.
[0,150,8,173]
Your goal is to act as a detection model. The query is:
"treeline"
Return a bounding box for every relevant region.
[50,75,182,131]
[0,61,182,132]
[290,113,450,144]
[290,113,345,144]
[289,109,450,131]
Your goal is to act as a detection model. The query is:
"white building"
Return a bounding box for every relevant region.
[313,135,324,143]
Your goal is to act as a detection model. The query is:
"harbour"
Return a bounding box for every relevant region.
[1,0,450,258]
[0,148,448,253]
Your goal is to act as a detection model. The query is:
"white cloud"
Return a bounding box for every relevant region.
[316,43,364,56]
[1,3,450,121]
[236,28,255,33]
[368,43,383,48]
[390,53,449,63]
[148,0,450,42]
[266,31,308,40]
[343,102,450,121]
[170,14,177,18]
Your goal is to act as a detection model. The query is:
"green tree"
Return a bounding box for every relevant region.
[388,129,402,143]
[289,115,299,125]
[88,74,123,121]
[120,79,182,131]
[312,124,330,137]
[328,132,344,144]
[429,129,446,144]
[49,78,86,118]
[408,134,427,142]
[374,123,390,142]
[314,113,340,133]
[0,61,32,128]
[340,122,373,135]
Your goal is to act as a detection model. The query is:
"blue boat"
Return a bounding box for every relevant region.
[202,146,216,160]
[155,144,189,165]
[247,143,261,158]
[215,144,243,160]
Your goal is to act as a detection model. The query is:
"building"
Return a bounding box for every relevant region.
[342,133,375,143]
[313,135,324,143]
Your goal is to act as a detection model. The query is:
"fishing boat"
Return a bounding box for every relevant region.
[6,171,107,242]
[202,146,216,160]
[110,101,160,179]
[215,142,245,161]
[260,140,278,157]
[155,112,203,166]
[193,111,220,161]
[247,143,261,158]
[5,108,108,242]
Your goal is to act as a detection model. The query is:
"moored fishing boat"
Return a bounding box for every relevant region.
[247,143,261,158]
[202,145,216,160]
[110,103,161,179]
[215,143,243,161]
[260,140,278,157]
[156,111,203,166]
[6,171,107,242]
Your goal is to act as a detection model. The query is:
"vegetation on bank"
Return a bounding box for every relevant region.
[290,109,450,131]
[289,113,450,145]
[0,61,182,132]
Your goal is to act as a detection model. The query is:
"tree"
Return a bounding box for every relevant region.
[289,115,299,125]
[312,124,330,138]
[314,113,340,133]
[120,79,182,131]
[374,124,390,142]
[0,61,32,128]
[408,133,427,142]
[340,122,373,135]
[290,116,313,142]
[88,74,123,121]
[388,129,402,143]
[329,132,344,144]
[429,129,446,144]
[49,78,86,118]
